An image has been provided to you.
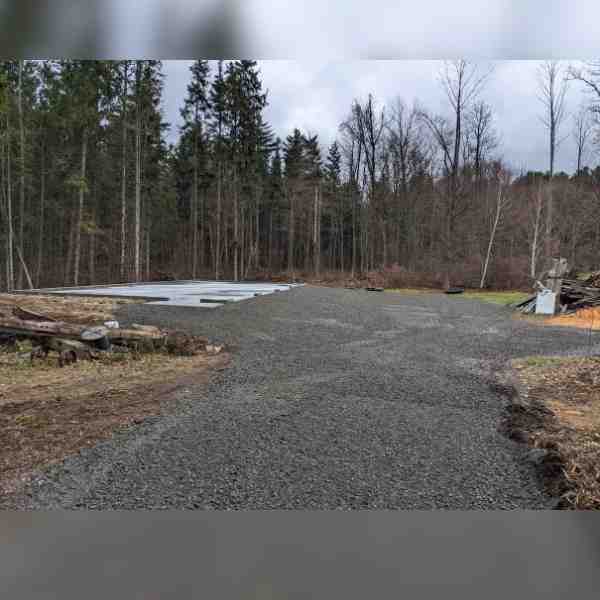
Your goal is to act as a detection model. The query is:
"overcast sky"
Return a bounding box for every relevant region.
[162,60,597,175]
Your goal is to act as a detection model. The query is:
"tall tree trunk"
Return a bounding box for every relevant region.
[36,138,45,287]
[120,65,128,282]
[215,163,222,280]
[255,186,260,272]
[351,189,356,279]
[134,61,142,282]
[545,181,554,258]
[146,229,150,280]
[268,203,274,272]
[5,111,15,291]
[192,138,199,278]
[382,222,387,269]
[17,60,25,290]
[233,173,239,281]
[64,214,74,286]
[89,206,96,284]
[313,185,319,276]
[288,188,294,276]
[200,188,206,272]
[339,191,344,272]
[240,207,245,280]
[531,186,543,279]
[73,128,88,287]
[480,187,503,289]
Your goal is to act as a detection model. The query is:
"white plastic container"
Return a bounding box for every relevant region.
[535,290,557,315]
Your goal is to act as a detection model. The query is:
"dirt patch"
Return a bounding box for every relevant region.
[0,293,142,325]
[506,356,600,509]
[0,349,230,495]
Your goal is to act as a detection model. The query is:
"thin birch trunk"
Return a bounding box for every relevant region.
[480,186,504,289]
[531,187,543,279]
[14,239,33,290]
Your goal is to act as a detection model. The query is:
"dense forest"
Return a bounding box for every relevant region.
[1,60,600,292]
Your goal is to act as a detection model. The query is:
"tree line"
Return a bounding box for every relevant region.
[1,59,600,292]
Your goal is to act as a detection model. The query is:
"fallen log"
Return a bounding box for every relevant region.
[0,316,211,357]
[0,316,167,349]
[0,316,88,339]
[13,306,57,322]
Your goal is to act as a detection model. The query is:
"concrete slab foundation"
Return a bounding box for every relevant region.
[21,280,301,309]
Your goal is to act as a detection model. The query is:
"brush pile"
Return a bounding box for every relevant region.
[515,270,600,315]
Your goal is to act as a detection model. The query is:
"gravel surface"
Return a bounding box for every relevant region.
[3,286,593,509]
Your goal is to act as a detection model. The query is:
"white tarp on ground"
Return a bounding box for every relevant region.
[29,280,301,308]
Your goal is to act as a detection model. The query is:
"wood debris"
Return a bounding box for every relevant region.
[0,305,215,366]
[515,265,600,315]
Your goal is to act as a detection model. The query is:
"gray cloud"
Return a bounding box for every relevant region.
[4,1,598,59]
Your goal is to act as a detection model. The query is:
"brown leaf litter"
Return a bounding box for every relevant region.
[508,356,600,509]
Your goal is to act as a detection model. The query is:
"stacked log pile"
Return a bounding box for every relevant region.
[0,304,221,366]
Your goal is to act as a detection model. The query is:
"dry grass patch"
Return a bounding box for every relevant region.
[385,288,440,295]
[510,356,600,509]
[461,290,530,306]
[0,293,142,324]
[0,347,230,495]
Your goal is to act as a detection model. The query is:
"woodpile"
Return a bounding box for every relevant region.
[515,270,600,315]
[0,304,222,366]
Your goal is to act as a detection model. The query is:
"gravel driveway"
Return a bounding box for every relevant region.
[4,286,593,509]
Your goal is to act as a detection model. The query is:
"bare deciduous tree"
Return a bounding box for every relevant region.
[465,100,499,178]
[440,61,493,186]
[537,61,568,260]
[568,61,600,117]
[572,104,593,174]
[537,61,569,178]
